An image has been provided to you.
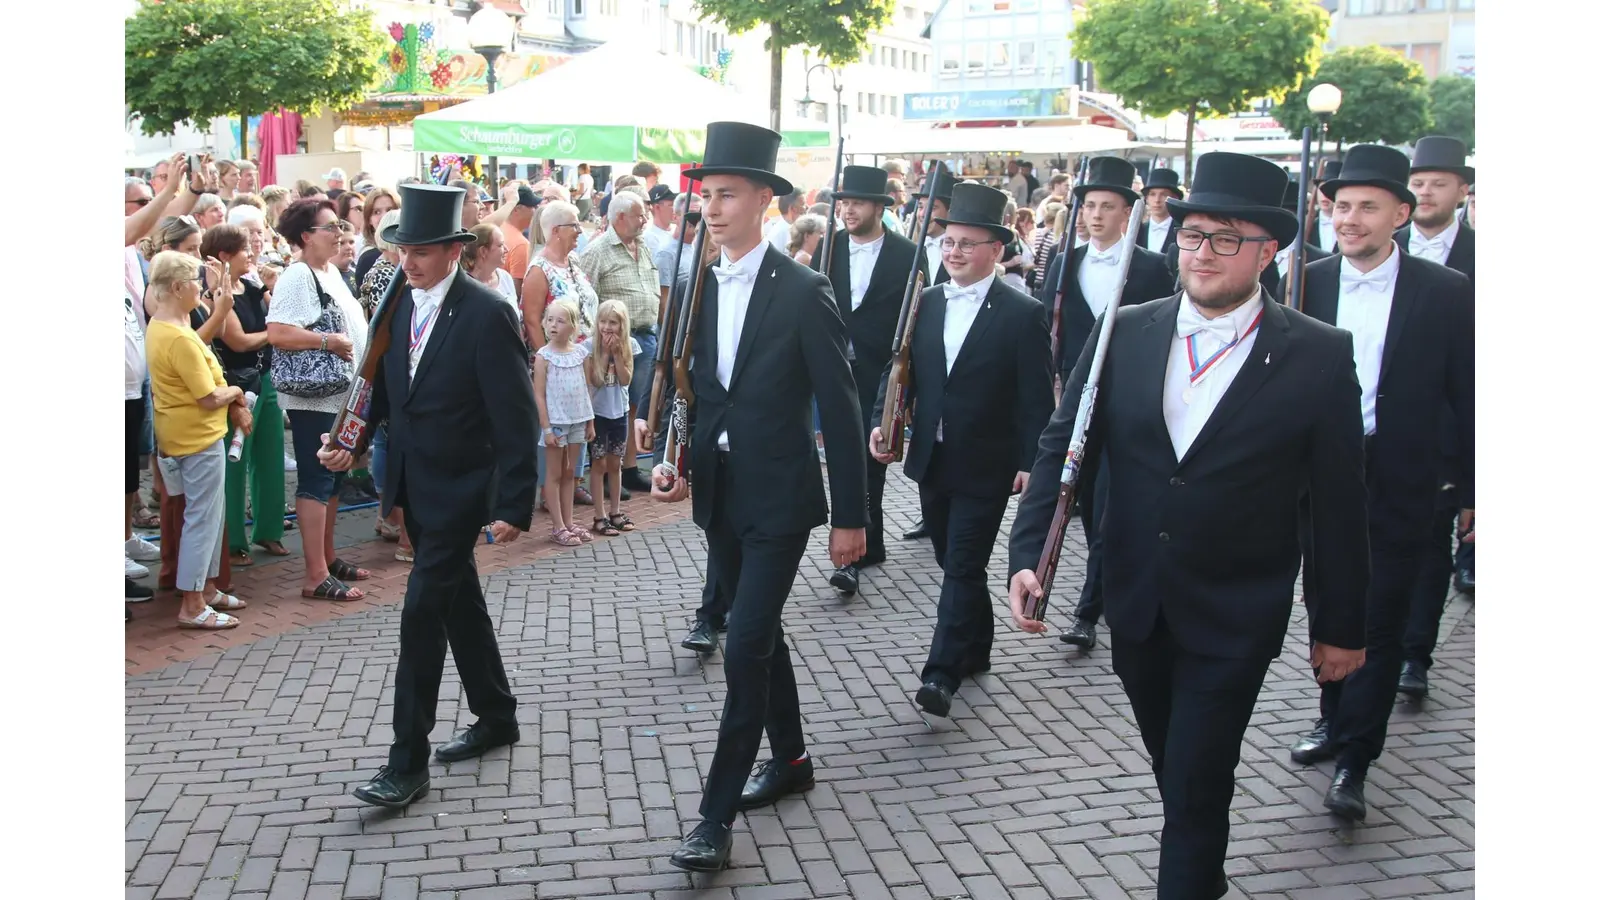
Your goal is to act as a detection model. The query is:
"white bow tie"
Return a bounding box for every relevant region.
[946,284,984,303]
[1087,248,1120,265]
[1176,304,1238,344]
[849,241,876,256]
[712,264,756,285]
[1341,266,1393,296]
[1412,233,1448,255]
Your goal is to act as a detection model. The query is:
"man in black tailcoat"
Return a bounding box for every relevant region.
[1135,167,1184,255]
[319,184,540,809]
[650,121,868,873]
[814,165,929,595]
[1007,152,1370,900]
[867,182,1054,718]
[1287,144,1474,821]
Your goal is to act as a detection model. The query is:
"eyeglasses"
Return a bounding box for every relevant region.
[938,238,999,253]
[552,222,581,231]
[129,197,152,207]
[1174,227,1275,256]
[305,223,341,234]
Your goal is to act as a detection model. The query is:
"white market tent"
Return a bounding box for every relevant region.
[410,39,795,164]
[842,123,1159,159]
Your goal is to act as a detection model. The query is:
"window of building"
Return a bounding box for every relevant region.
[889,47,899,68]
[689,26,698,57]
[858,92,866,112]
[812,101,829,124]
[1409,42,1442,76]
[941,47,961,76]
[676,21,684,55]
[966,43,985,72]
[1346,0,1377,13]
[990,41,1010,71]
[572,0,584,17]
[1017,40,1036,71]
[892,95,901,117]
[1418,0,1447,9]
[1456,0,1474,8]
[600,0,617,16]
[868,94,878,115]
[547,0,560,17]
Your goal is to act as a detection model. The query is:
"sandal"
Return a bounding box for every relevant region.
[376,520,402,542]
[592,516,621,537]
[568,523,594,543]
[132,508,161,529]
[329,559,371,581]
[574,486,595,506]
[549,527,581,547]
[209,591,247,611]
[301,575,363,601]
[608,513,636,532]
[177,606,240,630]
[230,549,254,567]
[395,548,415,563]
[255,540,290,556]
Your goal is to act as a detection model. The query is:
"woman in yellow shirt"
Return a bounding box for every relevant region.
[145,251,255,630]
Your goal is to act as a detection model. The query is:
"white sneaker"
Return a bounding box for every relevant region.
[125,535,161,561]
[285,454,298,472]
[125,556,151,579]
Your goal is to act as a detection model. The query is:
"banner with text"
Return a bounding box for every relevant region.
[904,88,1077,122]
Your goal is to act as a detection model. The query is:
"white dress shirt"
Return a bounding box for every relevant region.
[847,233,884,310]
[1317,215,1336,251]
[408,265,459,378]
[1408,216,1459,265]
[1274,239,1299,281]
[1164,289,1265,459]
[1077,240,1124,317]
[937,273,995,441]
[1144,216,1173,253]
[713,239,769,450]
[1335,243,1401,436]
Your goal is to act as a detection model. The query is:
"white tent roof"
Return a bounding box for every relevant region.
[843,124,1158,158]
[413,39,766,131]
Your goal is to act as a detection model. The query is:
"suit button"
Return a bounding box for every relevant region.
[1169,477,1182,486]
[1158,532,1170,542]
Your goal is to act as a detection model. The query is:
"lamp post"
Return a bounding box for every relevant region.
[469,6,513,193]
[1306,82,1343,182]
[800,59,845,270]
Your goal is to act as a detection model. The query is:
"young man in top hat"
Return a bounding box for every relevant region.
[814,164,929,595]
[318,184,541,809]
[901,160,959,543]
[1260,181,1332,303]
[649,121,869,872]
[867,182,1054,718]
[1036,155,1173,653]
[1287,144,1473,822]
[1136,168,1184,254]
[1308,159,1342,251]
[1396,135,1475,279]
[1007,151,1370,900]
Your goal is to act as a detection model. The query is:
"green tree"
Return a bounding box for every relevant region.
[125,0,386,155]
[1072,0,1329,181]
[1273,45,1434,148]
[1428,75,1475,153]
[693,0,895,132]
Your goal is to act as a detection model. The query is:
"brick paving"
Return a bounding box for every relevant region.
[125,465,1475,899]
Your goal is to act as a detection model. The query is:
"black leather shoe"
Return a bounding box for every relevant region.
[669,820,732,872]
[1324,765,1368,820]
[434,721,520,763]
[739,757,816,810]
[1290,719,1336,765]
[682,619,718,654]
[1397,660,1429,698]
[902,519,928,540]
[352,766,430,809]
[829,564,860,595]
[1454,567,1474,594]
[1059,620,1097,649]
[915,680,953,718]
[622,468,654,493]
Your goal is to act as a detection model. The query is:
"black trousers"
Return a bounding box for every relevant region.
[865,456,889,562]
[1320,543,1424,769]
[1403,506,1459,670]
[699,457,811,825]
[1114,614,1274,900]
[1072,455,1111,625]
[389,505,517,773]
[695,541,731,628]
[918,446,1010,691]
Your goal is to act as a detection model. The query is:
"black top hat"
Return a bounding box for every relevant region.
[1320,144,1417,208]
[915,161,956,202]
[380,184,478,246]
[682,121,794,197]
[1165,152,1298,246]
[1074,157,1140,204]
[1143,167,1184,199]
[933,181,1014,243]
[1281,180,1308,214]
[1410,135,1474,184]
[1315,160,1342,183]
[833,165,894,205]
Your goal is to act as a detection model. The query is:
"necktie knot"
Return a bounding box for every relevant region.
[1087,249,1120,265]
[1340,267,1392,296]
[1176,306,1237,344]
[713,265,755,285]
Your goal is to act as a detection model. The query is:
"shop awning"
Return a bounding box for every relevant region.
[842,123,1159,158]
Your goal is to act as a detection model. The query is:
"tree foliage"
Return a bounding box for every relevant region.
[1427,75,1474,153]
[1072,0,1329,179]
[1273,45,1433,147]
[694,0,896,131]
[125,0,387,136]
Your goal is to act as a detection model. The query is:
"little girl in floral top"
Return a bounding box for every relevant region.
[533,299,594,546]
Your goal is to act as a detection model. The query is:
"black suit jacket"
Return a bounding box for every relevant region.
[1135,218,1179,256]
[1040,243,1173,380]
[873,278,1055,498]
[1394,221,1475,282]
[816,229,929,435]
[370,271,540,534]
[1392,222,1475,503]
[1261,241,1333,303]
[1010,294,1371,659]
[1302,252,1474,545]
[687,245,869,535]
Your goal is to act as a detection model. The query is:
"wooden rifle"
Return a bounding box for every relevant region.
[817,132,846,273]
[1285,127,1314,312]
[1048,156,1092,373]
[1024,198,1145,622]
[877,166,943,463]
[326,271,407,455]
[643,181,697,450]
[659,223,712,489]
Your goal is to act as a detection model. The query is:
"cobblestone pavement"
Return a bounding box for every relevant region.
[125,466,1475,900]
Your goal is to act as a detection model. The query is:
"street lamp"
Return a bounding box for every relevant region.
[469,5,513,192]
[800,59,845,270]
[1306,82,1343,181]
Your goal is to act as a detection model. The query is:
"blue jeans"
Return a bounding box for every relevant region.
[630,329,658,413]
[371,424,389,496]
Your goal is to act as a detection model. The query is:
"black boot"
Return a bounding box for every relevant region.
[1059,619,1097,649]
[681,619,718,654]
[739,757,816,810]
[669,820,733,872]
[352,766,431,809]
[1397,660,1429,699]
[1290,719,1337,765]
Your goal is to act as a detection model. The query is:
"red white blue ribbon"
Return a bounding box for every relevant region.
[1186,309,1263,388]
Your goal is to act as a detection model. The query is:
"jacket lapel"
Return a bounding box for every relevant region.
[392,285,415,398]
[829,230,852,325]
[407,270,466,399]
[1302,260,1340,326]
[1447,224,1473,277]
[948,280,1002,377]
[727,246,780,389]
[1177,295,1290,467]
[1378,254,1420,388]
[921,284,948,394]
[1137,296,1182,469]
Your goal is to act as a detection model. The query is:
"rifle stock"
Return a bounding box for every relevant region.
[661,225,711,488]
[644,181,698,449]
[1024,198,1146,622]
[879,167,943,462]
[327,271,406,455]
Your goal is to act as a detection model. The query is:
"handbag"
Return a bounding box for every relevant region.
[223,360,262,397]
[271,263,354,399]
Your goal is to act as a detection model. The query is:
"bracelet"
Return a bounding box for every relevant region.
[320,334,328,351]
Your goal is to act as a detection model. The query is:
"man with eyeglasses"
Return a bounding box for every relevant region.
[867,181,1053,720]
[1007,151,1370,900]
[1286,144,1473,824]
[1035,156,1173,653]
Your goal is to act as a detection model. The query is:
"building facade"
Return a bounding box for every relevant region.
[1328,0,1476,79]
[924,0,1087,95]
